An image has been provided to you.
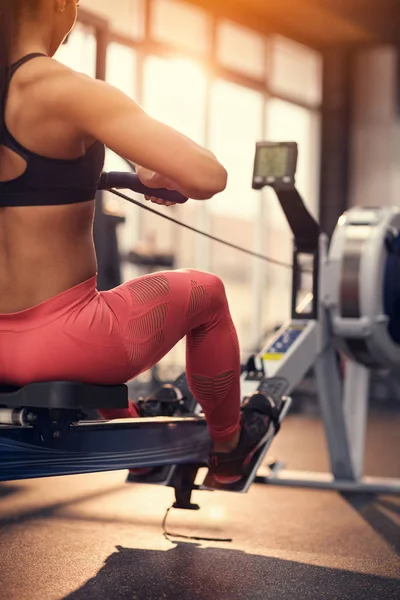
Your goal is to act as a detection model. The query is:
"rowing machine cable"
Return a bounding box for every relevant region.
[107,187,293,269]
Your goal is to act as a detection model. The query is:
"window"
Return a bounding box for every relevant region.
[262,98,320,331]
[104,42,138,188]
[209,217,255,354]
[206,81,263,352]
[151,0,210,55]
[55,23,96,77]
[266,99,320,218]
[217,21,265,79]
[141,54,207,272]
[106,42,137,98]
[143,55,207,144]
[104,43,137,204]
[104,43,140,267]
[82,0,144,38]
[262,257,292,331]
[208,80,263,219]
[269,35,322,106]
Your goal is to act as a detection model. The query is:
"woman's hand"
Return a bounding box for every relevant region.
[136,166,178,206]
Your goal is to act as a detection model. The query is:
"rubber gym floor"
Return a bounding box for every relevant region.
[0,411,399,600]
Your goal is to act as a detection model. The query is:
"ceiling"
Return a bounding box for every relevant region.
[191,0,400,48]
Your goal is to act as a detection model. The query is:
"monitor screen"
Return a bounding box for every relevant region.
[252,142,297,189]
[255,144,290,179]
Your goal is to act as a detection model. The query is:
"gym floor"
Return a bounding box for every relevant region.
[0,412,399,600]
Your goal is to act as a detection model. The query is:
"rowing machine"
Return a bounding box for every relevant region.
[246,141,400,494]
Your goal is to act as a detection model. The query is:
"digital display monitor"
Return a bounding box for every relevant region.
[255,145,289,178]
[252,142,298,189]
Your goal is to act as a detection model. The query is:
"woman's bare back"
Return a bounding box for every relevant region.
[0,203,96,312]
[0,57,97,313]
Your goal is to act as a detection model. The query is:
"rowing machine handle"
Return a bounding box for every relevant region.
[98,171,188,204]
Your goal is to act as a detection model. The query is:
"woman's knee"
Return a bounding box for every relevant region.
[182,269,227,310]
[179,269,224,289]
[207,273,227,301]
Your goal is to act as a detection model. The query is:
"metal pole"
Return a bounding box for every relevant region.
[342,360,370,479]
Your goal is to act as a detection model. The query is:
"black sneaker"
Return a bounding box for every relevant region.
[208,392,280,485]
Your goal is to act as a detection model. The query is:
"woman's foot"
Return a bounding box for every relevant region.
[208,392,280,484]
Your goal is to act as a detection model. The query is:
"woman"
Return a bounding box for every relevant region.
[0,0,273,484]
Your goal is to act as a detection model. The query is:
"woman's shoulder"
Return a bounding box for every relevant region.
[16,55,88,90]
[13,56,97,122]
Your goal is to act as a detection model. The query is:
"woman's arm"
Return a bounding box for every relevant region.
[39,65,227,200]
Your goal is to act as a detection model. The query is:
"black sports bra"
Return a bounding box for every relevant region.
[0,53,105,207]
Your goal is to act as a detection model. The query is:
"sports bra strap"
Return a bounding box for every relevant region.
[9,53,47,78]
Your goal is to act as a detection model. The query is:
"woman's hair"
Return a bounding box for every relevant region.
[0,1,38,115]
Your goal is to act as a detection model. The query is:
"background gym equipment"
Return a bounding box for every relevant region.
[245,141,400,494]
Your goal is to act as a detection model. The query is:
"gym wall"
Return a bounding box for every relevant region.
[351,46,400,208]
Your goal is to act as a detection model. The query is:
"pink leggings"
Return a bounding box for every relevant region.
[0,270,241,442]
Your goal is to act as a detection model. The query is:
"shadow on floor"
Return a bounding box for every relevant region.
[63,543,400,600]
[344,493,400,555]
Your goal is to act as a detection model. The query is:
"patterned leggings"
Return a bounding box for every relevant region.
[0,269,241,442]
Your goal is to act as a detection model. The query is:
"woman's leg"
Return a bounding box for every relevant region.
[100,269,241,446]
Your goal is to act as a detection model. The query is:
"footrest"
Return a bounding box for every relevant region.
[202,396,292,493]
[0,381,129,410]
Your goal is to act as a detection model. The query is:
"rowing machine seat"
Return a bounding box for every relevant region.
[0,381,128,410]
